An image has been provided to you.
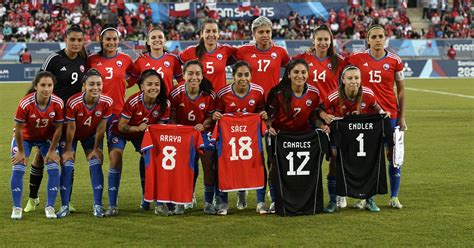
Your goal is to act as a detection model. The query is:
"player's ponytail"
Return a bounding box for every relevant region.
[26,71,57,95]
[137,69,168,113]
[313,24,339,73]
[196,19,218,60]
[183,60,214,95]
[338,65,363,113]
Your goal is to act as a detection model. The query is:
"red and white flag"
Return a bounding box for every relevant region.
[238,1,251,12]
[169,3,191,17]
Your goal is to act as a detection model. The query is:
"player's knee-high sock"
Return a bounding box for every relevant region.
[59,160,74,207]
[139,157,145,195]
[204,184,214,204]
[108,168,121,207]
[388,162,401,197]
[11,164,26,208]
[327,175,337,203]
[29,165,43,198]
[45,162,60,207]
[89,158,104,206]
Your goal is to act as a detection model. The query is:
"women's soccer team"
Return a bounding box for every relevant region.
[9,17,407,220]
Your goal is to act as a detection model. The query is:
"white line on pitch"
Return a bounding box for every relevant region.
[406,87,474,99]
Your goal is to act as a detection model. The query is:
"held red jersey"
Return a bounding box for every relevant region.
[86,52,134,115]
[131,52,183,94]
[170,83,216,128]
[346,50,404,118]
[322,87,378,117]
[292,53,347,100]
[179,43,236,91]
[141,124,203,204]
[267,84,321,132]
[234,44,290,99]
[113,91,170,139]
[215,83,265,114]
[14,93,64,141]
[212,113,265,192]
[65,92,113,140]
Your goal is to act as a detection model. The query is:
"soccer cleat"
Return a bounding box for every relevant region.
[256,202,269,214]
[140,200,151,211]
[269,202,276,214]
[173,205,185,215]
[154,204,171,216]
[184,193,197,210]
[203,202,217,215]
[365,198,380,212]
[336,196,347,208]
[24,197,40,212]
[324,201,338,213]
[56,205,70,218]
[11,207,22,220]
[217,203,229,216]
[45,206,57,219]
[353,199,366,209]
[389,197,403,209]
[236,191,247,210]
[93,205,105,218]
[105,207,119,217]
[68,203,76,213]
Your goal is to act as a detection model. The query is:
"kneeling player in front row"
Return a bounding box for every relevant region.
[58,69,112,218]
[11,72,64,220]
[319,65,388,212]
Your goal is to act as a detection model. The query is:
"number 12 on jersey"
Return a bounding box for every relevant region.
[286,151,310,176]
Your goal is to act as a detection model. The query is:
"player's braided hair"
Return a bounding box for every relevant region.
[183,60,214,95]
[137,69,168,114]
[196,19,218,60]
[313,24,339,73]
[338,65,363,114]
[26,71,57,95]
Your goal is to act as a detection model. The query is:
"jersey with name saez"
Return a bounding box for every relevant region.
[141,124,203,204]
[14,93,64,141]
[215,83,265,114]
[65,92,113,141]
[212,113,265,192]
[322,87,378,117]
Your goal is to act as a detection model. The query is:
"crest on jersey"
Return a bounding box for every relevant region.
[383,63,390,70]
[199,103,206,109]
[49,112,56,118]
[306,100,312,106]
[327,63,332,69]
[271,52,277,59]
[80,65,85,72]
[152,111,159,117]
[361,102,366,109]
[217,53,223,60]
[95,111,102,117]
[112,137,119,144]
[116,60,123,67]
[164,61,171,68]
[248,99,255,106]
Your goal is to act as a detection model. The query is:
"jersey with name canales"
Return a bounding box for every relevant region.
[267,84,320,132]
[213,113,265,192]
[292,52,346,100]
[271,130,329,216]
[131,52,183,94]
[170,83,216,129]
[346,50,403,118]
[112,91,170,139]
[234,44,290,99]
[179,43,236,91]
[86,52,134,115]
[215,83,265,114]
[41,49,86,103]
[65,92,113,141]
[141,124,203,204]
[321,87,378,117]
[331,114,393,199]
[14,93,64,141]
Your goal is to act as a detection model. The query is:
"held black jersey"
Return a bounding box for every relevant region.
[41,49,86,102]
[331,114,393,199]
[271,130,330,216]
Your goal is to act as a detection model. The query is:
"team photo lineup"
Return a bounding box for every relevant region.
[9,10,410,221]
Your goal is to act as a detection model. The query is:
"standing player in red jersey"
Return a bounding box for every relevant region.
[266,59,329,213]
[105,69,170,216]
[293,24,348,210]
[179,19,236,91]
[169,60,216,215]
[10,72,64,220]
[131,28,183,93]
[346,24,406,209]
[234,16,290,99]
[213,61,268,214]
[57,69,112,218]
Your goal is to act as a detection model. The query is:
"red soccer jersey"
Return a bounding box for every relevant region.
[267,84,321,132]
[322,87,378,117]
[113,91,170,139]
[234,44,290,99]
[212,113,265,192]
[292,53,347,100]
[141,124,203,204]
[179,43,236,91]
[86,52,134,115]
[346,49,404,118]
[169,83,216,128]
[65,92,113,140]
[215,83,265,113]
[131,52,183,94]
[14,93,64,141]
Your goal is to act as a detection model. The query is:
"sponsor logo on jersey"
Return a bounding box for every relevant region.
[363,62,369,67]
[49,112,56,118]
[112,137,119,144]
[251,54,257,58]
[249,99,255,106]
[306,100,312,106]
[95,111,102,117]
[80,65,85,72]
[11,187,21,192]
[179,103,185,107]
[308,63,313,66]
[30,114,36,118]
[164,61,171,67]
[145,63,151,67]
[78,112,84,116]
[96,62,102,66]
[60,66,67,71]
[217,53,223,60]
[230,102,236,107]
[327,63,332,69]
[116,60,123,67]
[383,63,390,70]
[137,112,143,115]
[152,111,159,117]
[271,52,277,59]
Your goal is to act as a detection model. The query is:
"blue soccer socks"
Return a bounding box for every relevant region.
[11,164,26,208]
[89,158,104,206]
[108,168,122,207]
[45,162,60,208]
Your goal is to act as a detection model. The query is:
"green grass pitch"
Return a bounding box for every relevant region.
[0,79,472,246]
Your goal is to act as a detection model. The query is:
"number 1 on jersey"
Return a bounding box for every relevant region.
[356,133,366,157]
